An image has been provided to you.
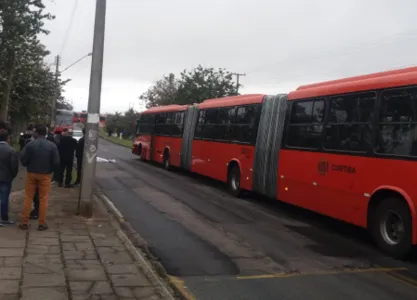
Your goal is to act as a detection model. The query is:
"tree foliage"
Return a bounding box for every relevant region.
[139,73,179,109]
[139,65,239,109]
[0,0,67,129]
[105,108,139,138]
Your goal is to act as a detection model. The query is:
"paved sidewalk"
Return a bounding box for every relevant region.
[0,187,174,300]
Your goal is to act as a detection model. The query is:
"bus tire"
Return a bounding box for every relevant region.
[163,150,170,170]
[371,197,412,259]
[228,165,242,197]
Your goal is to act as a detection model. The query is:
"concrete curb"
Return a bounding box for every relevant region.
[94,190,185,300]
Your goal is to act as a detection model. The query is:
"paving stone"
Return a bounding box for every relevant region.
[73,295,117,300]
[0,280,19,294]
[94,238,122,247]
[111,274,152,287]
[25,254,62,264]
[114,287,135,297]
[62,243,76,251]
[133,287,162,300]
[23,262,64,274]
[0,294,19,300]
[70,281,113,295]
[0,257,23,267]
[21,287,68,300]
[97,246,126,254]
[75,243,95,251]
[0,240,25,248]
[98,296,117,300]
[29,231,59,238]
[67,267,107,281]
[62,224,86,229]
[28,238,59,246]
[0,267,21,279]
[90,281,113,294]
[106,264,139,274]
[61,235,91,242]
[59,229,89,236]
[99,252,133,264]
[26,245,60,255]
[0,248,24,257]
[69,281,91,293]
[63,250,97,260]
[23,273,66,287]
[66,260,102,269]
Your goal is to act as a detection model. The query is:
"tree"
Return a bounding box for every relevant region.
[56,97,73,111]
[138,66,239,108]
[139,73,179,109]
[7,40,63,126]
[0,0,55,121]
[105,111,122,137]
[176,65,239,105]
[104,108,139,139]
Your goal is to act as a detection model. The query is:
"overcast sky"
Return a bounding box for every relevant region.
[40,0,417,113]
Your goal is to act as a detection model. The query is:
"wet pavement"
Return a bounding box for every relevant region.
[96,139,417,300]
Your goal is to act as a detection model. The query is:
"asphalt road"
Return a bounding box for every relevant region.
[96,139,417,300]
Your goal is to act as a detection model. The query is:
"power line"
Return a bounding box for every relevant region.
[59,0,79,56]
[245,29,417,76]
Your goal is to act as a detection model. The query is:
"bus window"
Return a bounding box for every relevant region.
[287,98,325,149]
[324,92,375,152]
[376,87,417,157]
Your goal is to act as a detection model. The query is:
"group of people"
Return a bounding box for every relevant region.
[0,123,85,230]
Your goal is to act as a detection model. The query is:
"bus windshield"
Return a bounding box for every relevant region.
[56,111,73,126]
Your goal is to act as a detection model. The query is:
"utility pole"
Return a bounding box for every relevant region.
[232,72,246,94]
[50,55,60,128]
[78,0,107,217]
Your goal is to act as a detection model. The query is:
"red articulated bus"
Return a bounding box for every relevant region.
[133,104,187,168]
[133,66,417,259]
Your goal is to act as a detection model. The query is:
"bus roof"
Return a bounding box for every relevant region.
[198,94,265,109]
[296,66,417,91]
[289,67,417,100]
[142,104,188,114]
[56,109,73,114]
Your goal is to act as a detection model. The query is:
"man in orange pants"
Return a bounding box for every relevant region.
[19,125,60,231]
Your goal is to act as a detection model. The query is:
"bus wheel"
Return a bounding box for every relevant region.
[163,151,170,170]
[228,165,242,197]
[372,197,412,259]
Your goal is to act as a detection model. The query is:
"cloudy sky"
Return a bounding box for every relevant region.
[40,0,417,113]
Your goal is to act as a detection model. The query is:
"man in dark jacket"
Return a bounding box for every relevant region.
[58,128,77,188]
[0,129,19,226]
[20,124,59,231]
[73,129,85,185]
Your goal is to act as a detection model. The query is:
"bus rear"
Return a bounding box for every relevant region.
[133,105,187,168]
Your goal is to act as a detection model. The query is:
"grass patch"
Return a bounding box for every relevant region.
[99,129,132,148]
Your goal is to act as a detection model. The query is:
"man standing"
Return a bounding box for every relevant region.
[58,128,77,188]
[20,125,59,231]
[0,129,19,226]
[74,129,85,186]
